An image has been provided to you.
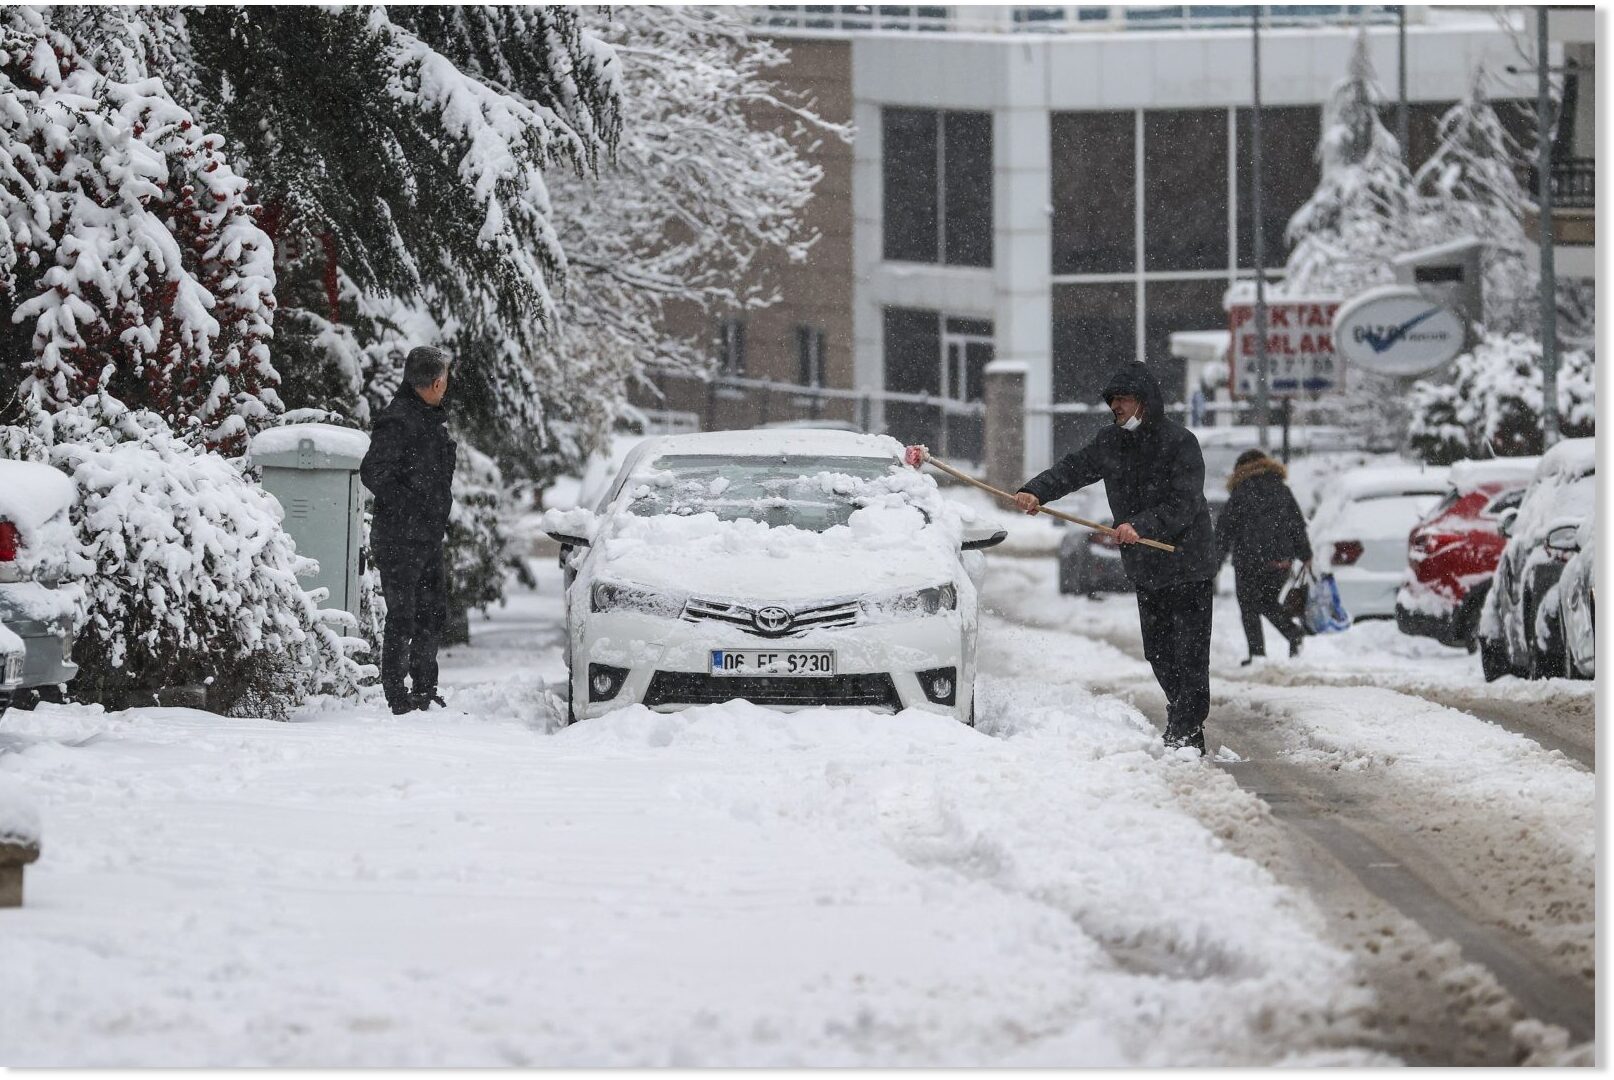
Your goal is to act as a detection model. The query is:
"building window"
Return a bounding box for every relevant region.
[882,108,994,268]
[1143,109,1228,272]
[883,308,993,461]
[718,318,746,376]
[796,325,826,387]
[1052,283,1134,454]
[1051,111,1136,274]
[1235,105,1320,269]
[1142,279,1229,408]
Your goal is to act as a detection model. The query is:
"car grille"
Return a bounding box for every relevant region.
[683,597,862,638]
[643,671,902,710]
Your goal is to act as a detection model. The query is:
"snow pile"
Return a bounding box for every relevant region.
[1,395,371,715]
[0,775,40,847]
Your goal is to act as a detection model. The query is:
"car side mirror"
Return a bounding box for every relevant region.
[962,529,1008,551]
[547,531,591,549]
[1497,507,1518,538]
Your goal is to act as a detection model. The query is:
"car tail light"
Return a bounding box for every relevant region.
[1410,531,1460,556]
[1332,540,1363,566]
[0,520,17,562]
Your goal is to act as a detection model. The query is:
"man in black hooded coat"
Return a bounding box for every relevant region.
[1014,361,1220,752]
[360,346,457,715]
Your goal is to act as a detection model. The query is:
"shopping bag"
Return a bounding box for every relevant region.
[1304,572,1352,634]
[1278,566,1312,623]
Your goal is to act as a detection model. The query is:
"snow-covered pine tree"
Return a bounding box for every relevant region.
[1285,29,1415,298]
[541,6,846,467]
[1410,66,1536,334]
[0,9,280,452]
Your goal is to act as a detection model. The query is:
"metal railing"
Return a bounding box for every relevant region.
[1531,158,1595,210]
[757,4,1403,36]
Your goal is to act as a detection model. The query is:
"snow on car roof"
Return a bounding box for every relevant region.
[1334,464,1451,500]
[0,460,76,535]
[1535,436,1596,481]
[640,428,905,460]
[1447,456,1540,492]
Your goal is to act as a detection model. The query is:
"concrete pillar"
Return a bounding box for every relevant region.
[0,839,39,907]
[992,46,1053,482]
[984,361,1027,493]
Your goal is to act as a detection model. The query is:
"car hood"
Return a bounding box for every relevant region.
[592,506,963,604]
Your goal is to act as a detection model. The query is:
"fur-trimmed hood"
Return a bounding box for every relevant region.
[1226,455,1287,492]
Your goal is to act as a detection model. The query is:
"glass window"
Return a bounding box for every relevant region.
[1144,109,1228,271]
[1013,7,1068,26]
[1077,6,1112,19]
[883,109,939,263]
[883,307,942,448]
[1126,6,1185,21]
[718,318,746,376]
[1051,111,1135,274]
[796,325,826,387]
[1405,100,1457,172]
[882,109,993,267]
[943,111,993,267]
[1236,105,1321,269]
[1142,279,1229,413]
[1051,283,1134,454]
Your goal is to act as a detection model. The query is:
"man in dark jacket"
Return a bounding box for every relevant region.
[360,346,457,714]
[1215,449,1312,664]
[1014,361,1219,753]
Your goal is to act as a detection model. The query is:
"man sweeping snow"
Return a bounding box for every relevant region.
[1013,361,1219,753]
[360,346,457,715]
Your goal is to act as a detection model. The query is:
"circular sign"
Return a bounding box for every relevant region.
[1332,286,1467,376]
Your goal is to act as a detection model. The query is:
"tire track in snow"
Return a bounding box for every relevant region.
[976,607,1594,1061]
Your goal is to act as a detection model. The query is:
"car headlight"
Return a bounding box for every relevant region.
[589,580,686,617]
[862,583,957,619]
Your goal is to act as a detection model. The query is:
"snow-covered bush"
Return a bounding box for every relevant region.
[0,10,280,452]
[1408,333,1595,463]
[0,393,370,716]
[443,444,508,645]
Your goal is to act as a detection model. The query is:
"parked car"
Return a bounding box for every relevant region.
[1554,520,1595,680]
[1394,457,1538,649]
[0,620,24,720]
[546,428,1003,725]
[0,460,81,699]
[1051,485,1132,596]
[1478,437,1596,681]
[1309,464,1451,620]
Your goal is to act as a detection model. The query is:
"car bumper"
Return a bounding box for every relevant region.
[4,621,77,689]
[572,609,973,722]
[1329,568,1404,620]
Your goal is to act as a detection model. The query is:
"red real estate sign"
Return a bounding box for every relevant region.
[1227,298,1342,398]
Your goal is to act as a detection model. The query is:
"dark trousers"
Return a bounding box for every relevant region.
[1233,561,1305,657]
[1135,578,1214,742]
[375,541,446,706]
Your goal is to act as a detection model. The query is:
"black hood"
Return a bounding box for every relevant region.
[1100,361,1167,422]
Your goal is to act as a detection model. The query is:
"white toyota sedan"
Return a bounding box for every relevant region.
[545,429,1004,725]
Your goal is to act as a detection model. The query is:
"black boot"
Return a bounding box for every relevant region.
[389,698,415,715]
[411,690,447,711]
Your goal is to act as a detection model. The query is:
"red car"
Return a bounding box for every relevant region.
[1395,458,1538,649]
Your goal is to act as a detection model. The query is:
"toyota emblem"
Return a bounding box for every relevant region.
[753,606,792,633]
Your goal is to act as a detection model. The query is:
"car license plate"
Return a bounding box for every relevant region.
[710,649,835,677]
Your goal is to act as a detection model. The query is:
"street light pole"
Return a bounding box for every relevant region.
[1536,7,1559,447]
[1397,6,1409,163]
[1252,7,1270,450]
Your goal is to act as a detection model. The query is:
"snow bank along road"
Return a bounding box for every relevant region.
[0,561,1592,1066]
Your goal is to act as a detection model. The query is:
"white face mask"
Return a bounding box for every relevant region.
[1120,413,1142,432]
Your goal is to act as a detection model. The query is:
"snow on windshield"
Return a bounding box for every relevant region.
[620,454,930,533]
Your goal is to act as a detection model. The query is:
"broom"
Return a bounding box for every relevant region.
[903,444,1177,554]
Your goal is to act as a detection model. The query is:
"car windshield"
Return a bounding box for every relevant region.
[620,454,909,532]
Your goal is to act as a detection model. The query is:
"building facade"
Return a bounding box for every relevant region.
[642,7,1538,475]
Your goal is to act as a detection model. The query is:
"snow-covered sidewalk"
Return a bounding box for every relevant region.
[1,568,1393,1066]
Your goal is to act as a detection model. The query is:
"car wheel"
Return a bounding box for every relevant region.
[1479,635,1509,682]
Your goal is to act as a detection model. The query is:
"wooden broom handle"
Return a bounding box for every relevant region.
[920,452,1178,554]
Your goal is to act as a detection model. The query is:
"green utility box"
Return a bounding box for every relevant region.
[250,424,372,618]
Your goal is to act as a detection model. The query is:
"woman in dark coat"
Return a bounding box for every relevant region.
[1215,449,1312,663]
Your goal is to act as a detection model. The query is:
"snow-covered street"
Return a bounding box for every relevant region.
[0,554,1593,1066]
